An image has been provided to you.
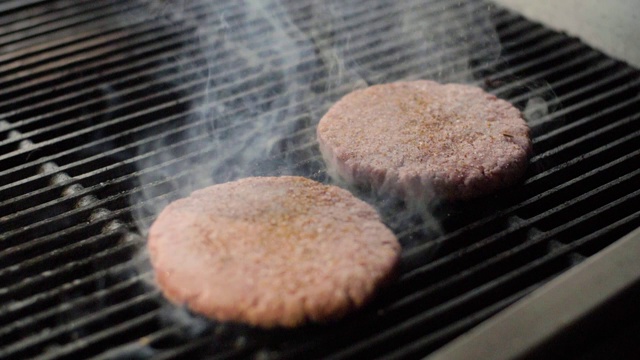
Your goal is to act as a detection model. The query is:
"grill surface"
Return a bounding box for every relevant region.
[1,0,639,359]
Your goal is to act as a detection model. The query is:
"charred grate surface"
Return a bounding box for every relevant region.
[0,0,639,359]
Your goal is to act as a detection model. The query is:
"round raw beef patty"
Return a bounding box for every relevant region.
[148,176,400,328]
[316,80,533,201]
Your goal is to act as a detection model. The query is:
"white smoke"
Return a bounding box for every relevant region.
[129,0,503,242]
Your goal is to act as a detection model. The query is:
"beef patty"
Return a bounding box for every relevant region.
[316,80,533,201]
[148,176,400,328]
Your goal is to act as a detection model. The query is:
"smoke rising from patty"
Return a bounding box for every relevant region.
[128,0,506,241]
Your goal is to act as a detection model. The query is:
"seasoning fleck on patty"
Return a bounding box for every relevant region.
[316,80,533,200]
[148,176,400,328]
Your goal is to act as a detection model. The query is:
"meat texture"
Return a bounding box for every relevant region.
[148,176,400,328]
[316,80,533,201]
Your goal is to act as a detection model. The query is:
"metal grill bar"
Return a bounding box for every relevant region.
[152,335,254,360]
[89,327,182,360]
[0,292,159,359]
[0,238,138,303]
[0,1,104,38]
[0,8,528,190]
[0,2,145,56]
[5,100,635,251]
[0,260,145,330]
[0,274,149,342]
[0,0,115,37]
[0,0,512,135]
[4,107,635,278]
[278,207,640,359]
[404,129,640,256]
[0,22,560,205]
[0,0,52,14]
[0,23,177,85]
[0,0,391,98]
[33,310,162,360]
[2,121,632,358]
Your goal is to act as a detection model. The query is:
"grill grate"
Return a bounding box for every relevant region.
[1,0,639,359]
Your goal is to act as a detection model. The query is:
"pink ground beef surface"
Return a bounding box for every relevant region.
[317,81,532,200]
